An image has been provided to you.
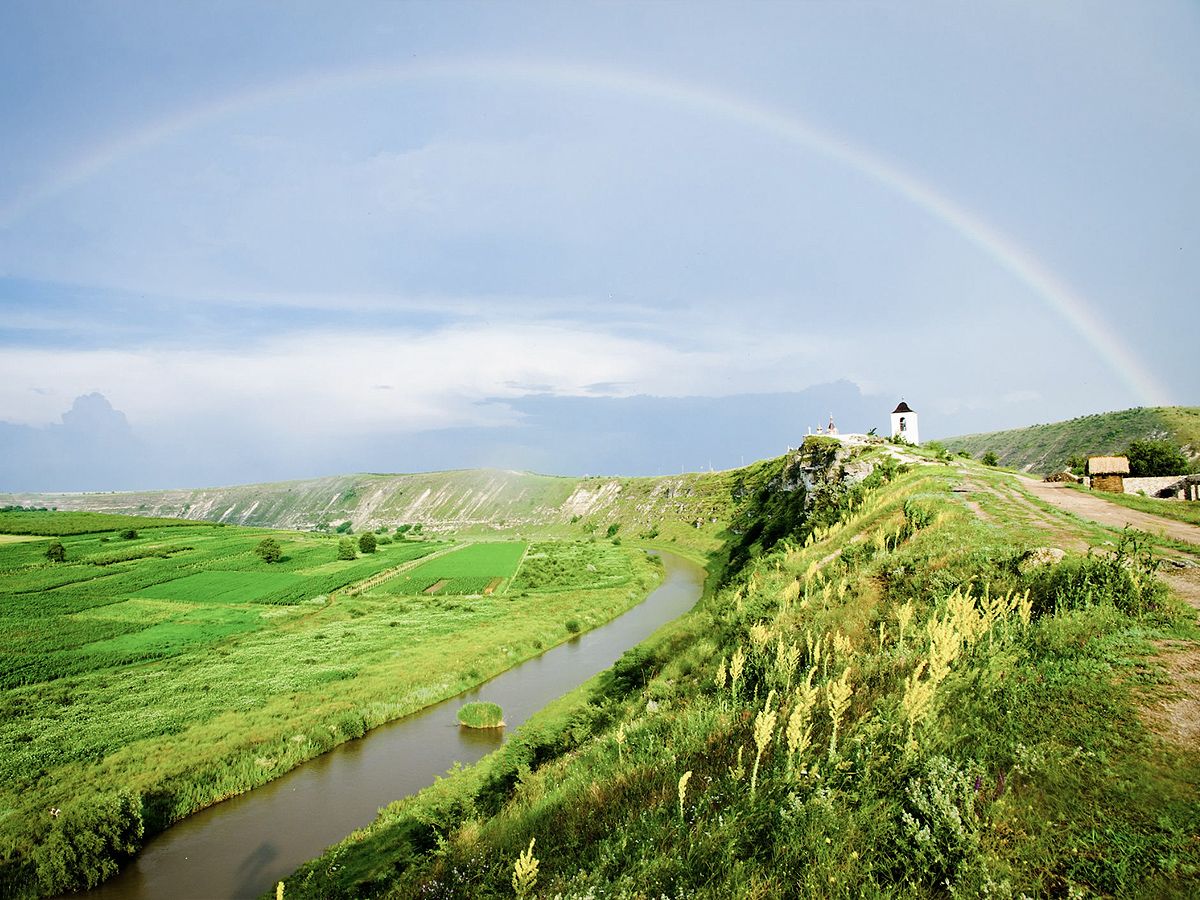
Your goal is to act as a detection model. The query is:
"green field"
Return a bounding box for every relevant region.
[0,512,662,897]
[380,541,528,595]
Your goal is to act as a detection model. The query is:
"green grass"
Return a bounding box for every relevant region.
[379,541,527,595]
[457,702,505,728]
[131,570,306,603]
[0,513,664,897]
[284,452,1200,900]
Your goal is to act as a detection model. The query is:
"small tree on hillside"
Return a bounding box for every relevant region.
[255,538,283,563]
[358,532,377,554]
[981,451,999,467]
[1125,439,1189,477]
[337,537,357,560]
[45,540,66,563]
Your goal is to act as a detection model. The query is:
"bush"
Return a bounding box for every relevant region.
[31,791,144,893]
[358,533,377,554]
[335,521,353,534]
[337,538,357,560]
[1125,439,1188,477]
[981,451,999,467]
[565,618,581,634]
[119,529,138,540]
[45,540,65,563]
[898,756,981,887]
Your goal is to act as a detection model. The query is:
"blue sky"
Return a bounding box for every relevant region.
[1,2,1197,489]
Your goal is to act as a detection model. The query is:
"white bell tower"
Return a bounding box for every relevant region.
[890,400,919,445]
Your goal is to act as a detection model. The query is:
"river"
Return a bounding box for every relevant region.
[81,550,705,900]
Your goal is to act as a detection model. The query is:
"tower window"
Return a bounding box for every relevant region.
[899,417,907,431]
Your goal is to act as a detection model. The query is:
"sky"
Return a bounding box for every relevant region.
[1,1,1197,490]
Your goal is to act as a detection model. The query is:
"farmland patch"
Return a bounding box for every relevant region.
[133,570,306,604]
[379,541,526,596]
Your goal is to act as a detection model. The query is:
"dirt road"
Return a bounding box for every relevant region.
[1016,476,1200,548]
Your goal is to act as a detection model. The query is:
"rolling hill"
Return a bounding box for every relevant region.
[0,463,786,551]
[941,405,1200,474]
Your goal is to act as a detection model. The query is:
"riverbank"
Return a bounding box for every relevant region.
[81,552,706,899]
[1,531,665,898]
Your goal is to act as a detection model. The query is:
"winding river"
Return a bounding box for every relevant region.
[82,551,705,900]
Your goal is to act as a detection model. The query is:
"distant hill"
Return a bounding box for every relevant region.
[941,405,1200,474]
[0,462,789,548]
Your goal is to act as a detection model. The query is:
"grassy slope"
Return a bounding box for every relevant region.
[0,514,667,897]
[941,405,1200,474]
[284,452,1200,899]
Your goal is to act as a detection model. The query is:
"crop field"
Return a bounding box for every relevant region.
[0,509,206,535]
[380,540,528,595]
[0,513,661,897]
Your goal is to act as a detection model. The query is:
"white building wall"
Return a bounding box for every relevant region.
[890,411,919,445]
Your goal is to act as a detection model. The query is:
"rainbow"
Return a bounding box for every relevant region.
[0,58,1171,405]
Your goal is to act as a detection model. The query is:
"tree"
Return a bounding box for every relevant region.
[45,540,66,563]
[337,538,357,560]
[254,538,282,563]
[1125,439,1188,477]
[358,532,377,554]
[981,451,999,467]
[119,529,138,540]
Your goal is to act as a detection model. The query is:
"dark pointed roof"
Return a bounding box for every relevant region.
[892,401,914,414]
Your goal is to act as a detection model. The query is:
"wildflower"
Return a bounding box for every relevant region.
[512,837,539,898]
[750,690,778,797]
[785,668,818,777]
[826,668,853,759]
[730,645,746,699]
[895,600,915,652]
[678,770,693,820]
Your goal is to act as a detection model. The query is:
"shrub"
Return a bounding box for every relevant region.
[1023,528,1164,617]
[898,756,981,887]
[335,521,353,534]
[119,529,138,540]
[457,702,505,728]
[605,523,620,538]
[31,791,144,893]
[45,540,66,563]
[980,451,999,467]
[565,618,581,634]
[358,533,377,554]
[337,538,357,560]
[1125,439,1188,477]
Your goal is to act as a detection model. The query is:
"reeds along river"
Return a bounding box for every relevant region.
[79,551,706,900]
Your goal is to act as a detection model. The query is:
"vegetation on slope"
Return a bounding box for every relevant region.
[0,515,661,897]
[284,451,1200,899]
[942,405,1200,475]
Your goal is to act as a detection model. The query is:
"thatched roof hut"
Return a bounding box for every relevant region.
[1087,456,1130,476]
[1087,456,1129,493]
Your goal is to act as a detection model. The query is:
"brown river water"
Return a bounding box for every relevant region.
[77,551,705,900]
